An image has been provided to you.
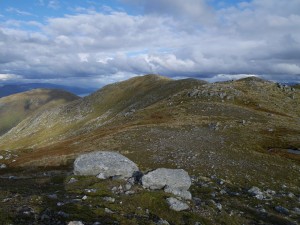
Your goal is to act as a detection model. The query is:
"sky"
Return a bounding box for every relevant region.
[0,0,299,88]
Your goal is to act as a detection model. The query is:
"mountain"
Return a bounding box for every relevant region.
[0,89,79,136]
[1,74,299,170]
[0,83,96,98]
[0,75,299,225]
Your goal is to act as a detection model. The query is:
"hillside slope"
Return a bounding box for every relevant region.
[0,75,299,225]
[0,75,206,148]
[0,89,79,135]
[0,75,299,186]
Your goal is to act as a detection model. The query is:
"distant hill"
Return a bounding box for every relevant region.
[0,88,79,135]
[0,83,96,98]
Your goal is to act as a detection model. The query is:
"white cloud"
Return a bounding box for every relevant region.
[0,0,299,87]
[0,74,22,81]
[6,7,34,16]
[48,0,60,9]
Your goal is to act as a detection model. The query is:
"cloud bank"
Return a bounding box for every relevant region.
[0,0,299,87]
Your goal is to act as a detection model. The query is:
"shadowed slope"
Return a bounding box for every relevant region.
[0,89,79,136]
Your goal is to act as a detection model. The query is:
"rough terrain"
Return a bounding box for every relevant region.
[0,75,299,224]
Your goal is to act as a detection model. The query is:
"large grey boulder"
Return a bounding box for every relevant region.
[73,151,139,179]
[142,168,192,199]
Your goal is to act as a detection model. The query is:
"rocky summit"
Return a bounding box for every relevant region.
[0,74,299,225]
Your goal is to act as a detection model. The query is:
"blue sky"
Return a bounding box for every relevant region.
[0,0,249,22]
[0,0,299,87]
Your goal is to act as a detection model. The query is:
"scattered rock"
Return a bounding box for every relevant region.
[142,168,192,199]
[248,186,265,200]
[58,211,69,218]
[103,197,115,203]
[293,207,300,215]
[156,219,170,225]
[84,189,96,193]
[2,198,12,203]
[125,183,132,190]
[17,206,35,217]
[0,163,7,169]
[275,206,289,215]
[166,197,189,211]
[216,203,222,211]
[68,221,84,225]
[105,208,114,214]
[68,177,78,184]
[265,189,276,196]
[125,190,135,195]
[219,189,227,195]
[111,187,118,193]
[48,194,58,199]
[288,192,295,198]
[73,151,139,179]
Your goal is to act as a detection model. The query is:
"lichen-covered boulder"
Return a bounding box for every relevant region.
[73,151,139,179]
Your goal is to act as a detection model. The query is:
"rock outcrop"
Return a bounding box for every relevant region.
[142,168,192,199]
[73,151,139,179]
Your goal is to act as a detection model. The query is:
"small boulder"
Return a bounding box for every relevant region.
[142,168,192,199]
[73,151,139,179]
[166,197,189,211]
[142,168,191,190]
